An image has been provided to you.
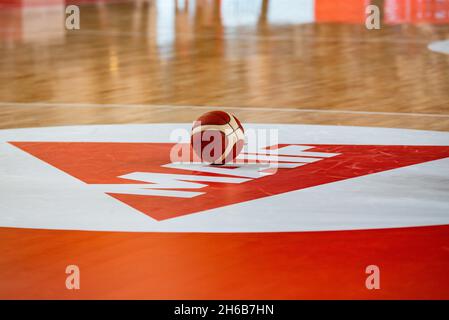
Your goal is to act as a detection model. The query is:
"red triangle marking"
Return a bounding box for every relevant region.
[10,142,449,220]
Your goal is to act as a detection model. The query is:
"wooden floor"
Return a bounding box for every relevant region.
[0,0,449,130]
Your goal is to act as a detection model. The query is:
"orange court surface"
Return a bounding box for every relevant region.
[1,0,449,300]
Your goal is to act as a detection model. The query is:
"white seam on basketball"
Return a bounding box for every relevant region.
[191,123,233,135]
[227,113,239,131]
[214,131,238,164]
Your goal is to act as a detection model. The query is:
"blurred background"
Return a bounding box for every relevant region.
[0,0,448,130]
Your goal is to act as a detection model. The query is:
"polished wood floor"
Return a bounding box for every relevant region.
[0,0,449,130]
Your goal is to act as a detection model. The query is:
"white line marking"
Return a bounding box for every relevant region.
[237,154,320,163]
[1,101,449,119]
[66,29,434,44]
[428,40,449,55]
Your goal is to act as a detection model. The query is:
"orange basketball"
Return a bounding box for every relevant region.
[191,111,245,164]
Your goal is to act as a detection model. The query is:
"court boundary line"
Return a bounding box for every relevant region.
[1,101,449,119]
[67,29,435,44]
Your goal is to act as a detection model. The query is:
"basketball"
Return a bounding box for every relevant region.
[191,111,245,165]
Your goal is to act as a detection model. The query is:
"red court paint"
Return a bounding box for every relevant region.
[10,141,449,220]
